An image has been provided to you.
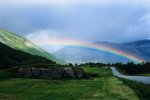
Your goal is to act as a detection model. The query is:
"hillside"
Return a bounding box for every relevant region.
[123,39,150,60]
[0,42,56,69]
[0,29,65,64]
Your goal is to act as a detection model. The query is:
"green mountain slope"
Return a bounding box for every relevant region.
[0,42,56,69]
[0,29,65,64]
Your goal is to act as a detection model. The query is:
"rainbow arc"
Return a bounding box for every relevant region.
[34,39,145,63]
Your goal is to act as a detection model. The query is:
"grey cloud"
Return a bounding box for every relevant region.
[0,0,150,43]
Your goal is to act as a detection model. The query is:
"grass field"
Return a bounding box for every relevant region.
[0,66,149,100]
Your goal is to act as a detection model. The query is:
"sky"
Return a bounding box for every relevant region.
[1,0,150,52]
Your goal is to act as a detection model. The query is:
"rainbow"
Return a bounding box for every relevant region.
[32,39,145,63]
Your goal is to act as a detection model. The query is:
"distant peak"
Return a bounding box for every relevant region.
[123,39,150,46]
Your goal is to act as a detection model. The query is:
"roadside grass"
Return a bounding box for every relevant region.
[119,78,150,100]
[0,66,142,100]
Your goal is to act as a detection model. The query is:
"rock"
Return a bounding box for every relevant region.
[62,67,76,78]
[18,66,86,79]
[73,67,86,78]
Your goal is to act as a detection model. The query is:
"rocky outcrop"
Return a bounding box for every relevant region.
[18,67,86,79]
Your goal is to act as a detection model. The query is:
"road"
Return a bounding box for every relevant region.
[110,67,150,84]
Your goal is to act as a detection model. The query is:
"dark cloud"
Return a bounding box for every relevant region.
[0,0,150,43]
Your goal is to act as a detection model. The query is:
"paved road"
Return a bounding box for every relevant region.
[110,67,150,85]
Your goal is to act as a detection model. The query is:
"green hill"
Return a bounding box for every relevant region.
[0,29,65,64]
[0,42,56,69]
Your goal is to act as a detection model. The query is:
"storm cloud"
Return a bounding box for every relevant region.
[1,0,150,44]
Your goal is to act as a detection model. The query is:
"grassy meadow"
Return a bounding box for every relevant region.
[0,66,149,100]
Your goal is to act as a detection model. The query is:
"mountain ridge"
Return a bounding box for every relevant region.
[54,40,149,64]
[123,39,150,46]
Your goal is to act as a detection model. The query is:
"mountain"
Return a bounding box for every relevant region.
[94,41,149,61]
[0,29,65,64]
[123,39,150,47]
[123,39,150,60]
[54,41,148,64]
[0,42,56,69]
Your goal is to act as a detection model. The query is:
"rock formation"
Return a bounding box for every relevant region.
[18,66,86,79]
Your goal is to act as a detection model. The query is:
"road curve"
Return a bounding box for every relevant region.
[110,67,150,85]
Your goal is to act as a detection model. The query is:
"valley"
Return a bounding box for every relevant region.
[0,29,150,100]
[1,1,150,99]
